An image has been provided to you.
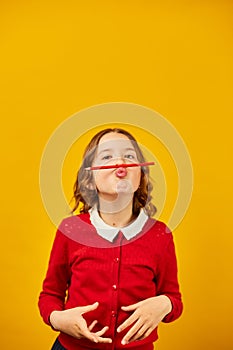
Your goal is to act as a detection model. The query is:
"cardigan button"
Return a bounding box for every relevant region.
[111,311,116,317]
[112,284,117,290]
[114,257,119,263]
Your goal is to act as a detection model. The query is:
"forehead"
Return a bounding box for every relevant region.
[99,132,130,144]
[97,132,135,151]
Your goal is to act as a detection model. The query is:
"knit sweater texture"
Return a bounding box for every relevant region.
[38,213,183,350]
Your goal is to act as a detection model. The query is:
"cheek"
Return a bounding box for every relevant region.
[132,170,141,190]
[93,172,109,189]
[93,174,100,189]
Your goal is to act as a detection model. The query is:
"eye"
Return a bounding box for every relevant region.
[124,154,136,160]
[102,155,112,160]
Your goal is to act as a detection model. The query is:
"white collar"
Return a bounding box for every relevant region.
[89,206,149,242]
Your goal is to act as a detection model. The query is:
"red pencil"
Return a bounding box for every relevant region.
[85,162,155,171]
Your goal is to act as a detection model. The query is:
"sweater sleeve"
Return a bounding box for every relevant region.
[38,229,71,326]
[156,228,183,323]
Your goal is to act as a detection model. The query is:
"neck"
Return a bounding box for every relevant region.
[99,202,135,227]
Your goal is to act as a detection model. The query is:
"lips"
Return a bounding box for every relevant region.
[115,167,127,178]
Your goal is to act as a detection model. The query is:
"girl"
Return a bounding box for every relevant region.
[38,128,183,350]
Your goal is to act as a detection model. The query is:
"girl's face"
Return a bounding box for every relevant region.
[92,132,141,202]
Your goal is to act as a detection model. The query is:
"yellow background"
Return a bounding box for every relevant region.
[1,1,233,349]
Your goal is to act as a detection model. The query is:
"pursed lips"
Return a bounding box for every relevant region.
[115,167,127,178]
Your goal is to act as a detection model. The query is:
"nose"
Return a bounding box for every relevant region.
[114,156,126,164]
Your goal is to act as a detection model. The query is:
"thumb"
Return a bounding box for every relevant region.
[121,301,141,311]
[80,302,99,315]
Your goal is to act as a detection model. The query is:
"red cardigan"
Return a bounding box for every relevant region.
[38,213,183,349]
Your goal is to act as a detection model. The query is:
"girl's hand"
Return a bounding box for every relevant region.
[117,296,172,345]
[49,302,112,344]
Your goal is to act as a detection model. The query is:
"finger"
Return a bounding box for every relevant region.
[80,302,99,315]
[128,324,149,342]
[121,319,143,345]
[95,335,112,344]
[77,318,98,343]
[80,320,111,344]
[80,329,98,343]
[132,326,155,342]
[95,326,109,337]
[117,312,138,333]
[121,301,141,312]
[88,320,98,331]
[141,327,154,340]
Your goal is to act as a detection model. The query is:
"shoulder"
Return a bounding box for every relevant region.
[59,212,90,229]
[140,218,173,248]
[56,213,96,244]
[141,219,175,257]
[57,213,92,236]
[146,218,172,236]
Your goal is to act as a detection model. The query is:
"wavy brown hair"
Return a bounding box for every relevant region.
[72,128,156,217]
